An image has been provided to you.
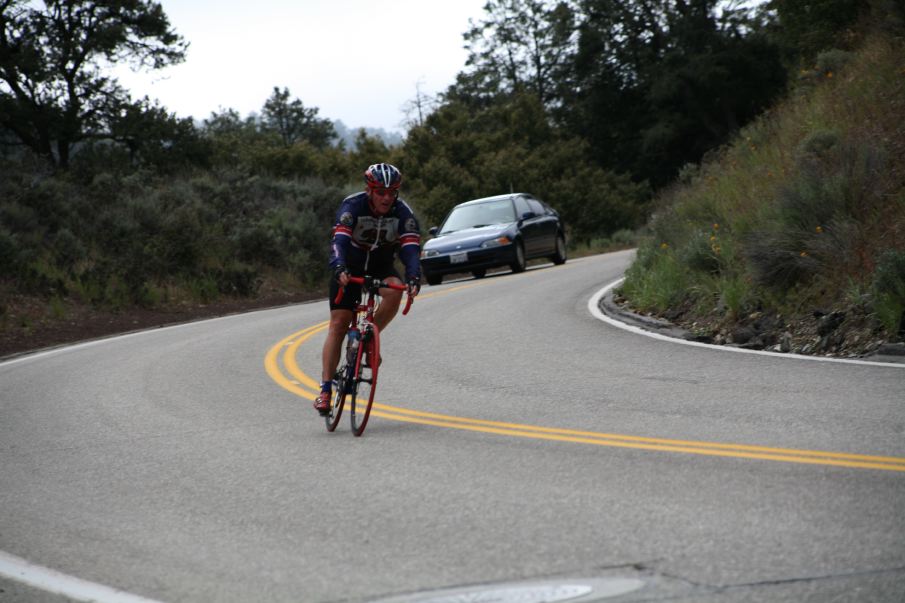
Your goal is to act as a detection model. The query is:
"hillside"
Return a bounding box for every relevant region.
[618,32,905,358]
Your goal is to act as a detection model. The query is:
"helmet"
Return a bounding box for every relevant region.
[364,163,402,190]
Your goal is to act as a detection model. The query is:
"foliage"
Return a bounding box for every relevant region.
[620,32,905,340]
[0,0,187,167]
[260,86,337,149]
[4,0,902,333]
[872,249,905,336]
[563,0,787,187]
[0,156,346,308]
[462,0,577,108]
[765,0,868,65]
[402,91,649,242]
[620,244,688,312]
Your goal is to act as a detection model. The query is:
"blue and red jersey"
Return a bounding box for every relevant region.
[329,192,422,280]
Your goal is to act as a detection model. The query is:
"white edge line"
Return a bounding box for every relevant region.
[0,551,163,603]
[0,300,320,369]
[588,278,905,369]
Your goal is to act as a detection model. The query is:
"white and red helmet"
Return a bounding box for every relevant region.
[364,163,402,190]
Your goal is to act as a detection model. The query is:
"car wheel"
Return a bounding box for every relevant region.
[472,269,487,279]
[510,240,526,273]
[551,234,567,265]
[426,273,443,286]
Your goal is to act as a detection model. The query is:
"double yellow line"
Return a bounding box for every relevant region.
[265,314,905,474]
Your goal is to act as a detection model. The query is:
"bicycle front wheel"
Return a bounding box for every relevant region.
[350,324,380,436]
[324,367,348,432]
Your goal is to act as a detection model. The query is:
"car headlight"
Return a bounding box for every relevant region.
[421,249,440,258]
[480,236,512,248]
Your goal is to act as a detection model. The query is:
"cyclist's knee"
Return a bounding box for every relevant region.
[328,311,353,335]
[381,286,402,306]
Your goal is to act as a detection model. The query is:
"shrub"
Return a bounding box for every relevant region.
[0,228,19,274]
[621,243,688,312]
[816,49,856,74]
[746,136,887,289]
[872,249,905,337]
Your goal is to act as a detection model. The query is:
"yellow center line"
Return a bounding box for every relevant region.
[264,291,905,473]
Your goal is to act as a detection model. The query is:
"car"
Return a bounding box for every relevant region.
[419,193,567,286]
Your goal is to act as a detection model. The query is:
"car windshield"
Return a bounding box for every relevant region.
[439,200,515,234]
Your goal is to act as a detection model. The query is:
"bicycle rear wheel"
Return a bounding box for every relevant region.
[350,324,380,436]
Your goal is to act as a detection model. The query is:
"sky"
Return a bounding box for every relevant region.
[114,0,489,134]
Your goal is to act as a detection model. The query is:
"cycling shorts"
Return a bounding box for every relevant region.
[329,262,402,311]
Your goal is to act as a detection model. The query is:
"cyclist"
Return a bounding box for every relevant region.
[314,163,422,415]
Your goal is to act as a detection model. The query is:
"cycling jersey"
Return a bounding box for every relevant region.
[329,192,422,281]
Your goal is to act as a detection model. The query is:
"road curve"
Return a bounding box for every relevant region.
[2,250,904,602]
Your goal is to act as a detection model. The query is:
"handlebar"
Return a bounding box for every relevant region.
[334,275,415,315]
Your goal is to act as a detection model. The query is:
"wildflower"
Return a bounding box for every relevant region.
[815,225,823,233]
[710,235,717,242]
[826,71,833,78]
[800,251,809,257]
[660,242,669,249]
[713,223,719,230]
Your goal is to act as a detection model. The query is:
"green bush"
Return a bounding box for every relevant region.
[746,136,887,290]
[621,243,688,312]
[872,249,905,337]
[816,49,856,74]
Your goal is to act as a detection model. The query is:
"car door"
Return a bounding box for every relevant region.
[514,195,541,255]
[526,196,557,255]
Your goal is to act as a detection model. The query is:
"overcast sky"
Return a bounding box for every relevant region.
[113,0,489,133]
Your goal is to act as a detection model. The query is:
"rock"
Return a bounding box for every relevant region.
[730,325,757,344]
[759,331,779,347]
[740,338,766,350]
[664,307,683,320]
[780,332,792,353]
[817,311,846,336]
[685,333,714,343]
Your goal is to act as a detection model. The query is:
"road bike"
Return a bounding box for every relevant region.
[325,275,414,436]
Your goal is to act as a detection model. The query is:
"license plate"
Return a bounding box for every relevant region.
[450,251,468,264]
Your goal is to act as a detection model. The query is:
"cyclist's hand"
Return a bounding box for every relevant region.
[406,276,421,297]
[334,266,350,287]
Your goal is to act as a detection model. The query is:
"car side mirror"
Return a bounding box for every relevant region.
[429,226,439,236]
[521,211,536,220]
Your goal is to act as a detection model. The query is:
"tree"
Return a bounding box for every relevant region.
[108,97,209,170]
[402,91,649,240]
[202,108,269,168]
[0,0,187,168]
[260,86,336,149]
[401,79,436,129]
[766,0,869,64]
[566,0,785,185]
[462,0,577,109]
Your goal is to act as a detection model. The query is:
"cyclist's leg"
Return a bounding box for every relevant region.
[322,309,353,383]
[374,276,403,332]
[323,274,362,382]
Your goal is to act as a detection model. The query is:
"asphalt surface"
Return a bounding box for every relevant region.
[1,250,904,602]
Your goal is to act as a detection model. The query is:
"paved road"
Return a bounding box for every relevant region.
[2,250,904,602]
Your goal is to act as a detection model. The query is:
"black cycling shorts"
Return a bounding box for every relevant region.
[329,262,401,311]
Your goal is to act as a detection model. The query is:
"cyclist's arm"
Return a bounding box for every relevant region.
[396,200,422,281]
[330,199,356,273]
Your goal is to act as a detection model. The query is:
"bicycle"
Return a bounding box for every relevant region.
[325,275,414,436]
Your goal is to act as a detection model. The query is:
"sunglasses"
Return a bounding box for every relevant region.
[371,187,398,197]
